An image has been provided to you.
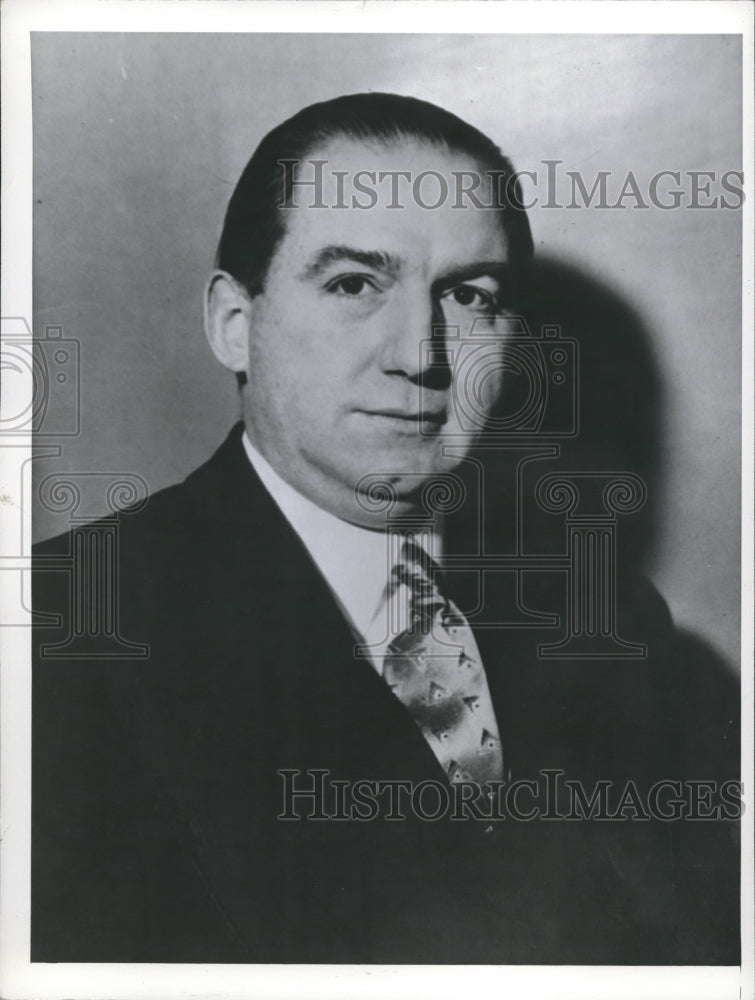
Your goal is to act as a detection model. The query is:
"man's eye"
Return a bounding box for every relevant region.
[445,284,496,311]
[326,275,375,297]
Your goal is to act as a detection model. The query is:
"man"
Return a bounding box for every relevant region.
[32,93,739,964]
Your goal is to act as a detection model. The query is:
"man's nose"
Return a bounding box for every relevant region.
[380,293,452,391]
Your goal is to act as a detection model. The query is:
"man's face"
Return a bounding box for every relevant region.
[241,136,514,525]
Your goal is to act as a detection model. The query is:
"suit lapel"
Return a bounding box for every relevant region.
[173,423,449,782]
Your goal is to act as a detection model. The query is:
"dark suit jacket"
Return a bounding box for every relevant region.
[32,424,740,964]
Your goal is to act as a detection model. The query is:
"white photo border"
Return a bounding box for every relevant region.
[1,3,752,999]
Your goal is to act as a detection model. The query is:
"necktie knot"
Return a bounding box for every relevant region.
[389,539,447,630]
[390,538,444,594]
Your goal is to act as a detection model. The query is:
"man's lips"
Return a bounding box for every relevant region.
[359,408,447,426]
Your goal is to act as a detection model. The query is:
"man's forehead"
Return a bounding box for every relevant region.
[276,135,510,271]
[282,205,509,276]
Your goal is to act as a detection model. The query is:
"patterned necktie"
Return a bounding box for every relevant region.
[382,538,504,785]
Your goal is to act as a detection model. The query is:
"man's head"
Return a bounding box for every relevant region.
[205,92,533,526]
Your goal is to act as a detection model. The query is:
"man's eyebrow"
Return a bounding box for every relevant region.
[301,245,403,279]
[434,261,511,288]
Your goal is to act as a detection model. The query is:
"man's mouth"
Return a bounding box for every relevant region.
[361,408,446,424]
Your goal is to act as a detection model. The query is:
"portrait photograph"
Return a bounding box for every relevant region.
[1,3,752,1000]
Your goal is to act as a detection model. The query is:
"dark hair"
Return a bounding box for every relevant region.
[215,92,534,300]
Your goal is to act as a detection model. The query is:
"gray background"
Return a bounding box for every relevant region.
[31,33,742,669]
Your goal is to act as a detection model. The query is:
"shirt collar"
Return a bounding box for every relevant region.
[241,431,442,640]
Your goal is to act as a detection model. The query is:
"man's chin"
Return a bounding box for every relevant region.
[349,461,468,525]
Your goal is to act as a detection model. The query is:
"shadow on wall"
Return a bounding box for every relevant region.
[461,252,665,576]
[448,254,737,676]
[524,253,663,573]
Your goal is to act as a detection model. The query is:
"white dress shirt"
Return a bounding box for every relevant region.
[242,430,442,672]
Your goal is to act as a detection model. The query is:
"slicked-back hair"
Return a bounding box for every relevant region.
[215,92,534,300]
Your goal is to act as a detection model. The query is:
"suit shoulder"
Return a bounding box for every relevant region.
[33,424,248,556]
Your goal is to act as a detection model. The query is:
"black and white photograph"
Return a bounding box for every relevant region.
[1,3,752,999]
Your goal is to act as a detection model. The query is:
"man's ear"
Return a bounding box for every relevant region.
[204,271,253,375]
